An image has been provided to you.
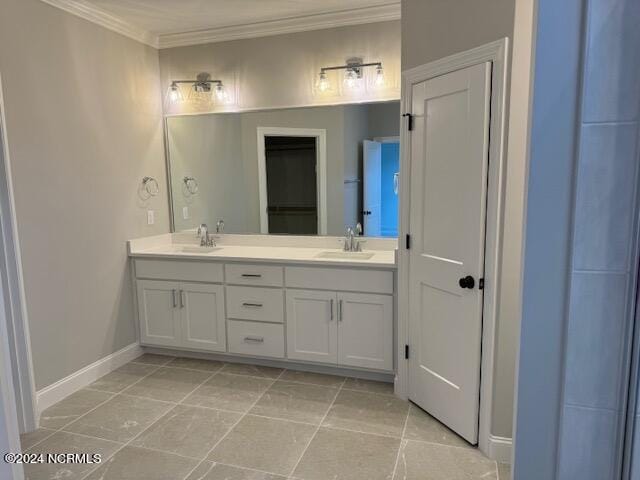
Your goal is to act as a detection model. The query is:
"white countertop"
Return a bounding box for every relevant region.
[128,234,397,269]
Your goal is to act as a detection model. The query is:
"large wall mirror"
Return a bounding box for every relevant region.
[166,101,400,237]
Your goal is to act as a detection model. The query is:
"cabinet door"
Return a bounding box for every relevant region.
[338,293,393,371]
[286,289,337,364]
[180,283,226,352]
[137,280,181,347]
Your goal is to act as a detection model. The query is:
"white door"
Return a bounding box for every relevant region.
[408,62,491,443]
[363,140,382,236]
[338,293,393,371]
[286,289,337,363]
[137,280,181,348]
[180,283,226,352]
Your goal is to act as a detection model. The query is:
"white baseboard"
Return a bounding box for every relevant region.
[36,342,142,418]
[487,435,512,463]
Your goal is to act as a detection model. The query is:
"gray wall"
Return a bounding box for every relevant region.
[159,21,401,115]
[402,0,518,439]
[402,0,515,70]
[0,0,169,390]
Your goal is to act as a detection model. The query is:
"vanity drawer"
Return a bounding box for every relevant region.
[227,320,285,359]
[285,266,393,294]
[135,259,223,283]
[225,264,284,287]
[226,286,284,323]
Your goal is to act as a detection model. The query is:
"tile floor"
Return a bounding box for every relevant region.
[21,353,510,480]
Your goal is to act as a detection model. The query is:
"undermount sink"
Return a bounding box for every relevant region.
[315,250,375,260]
[163,245,221,254]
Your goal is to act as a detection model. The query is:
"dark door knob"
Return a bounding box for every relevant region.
[459,276,475,289]
[362,210,372,216]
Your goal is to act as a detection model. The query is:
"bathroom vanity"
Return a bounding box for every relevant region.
[128,234,397,375]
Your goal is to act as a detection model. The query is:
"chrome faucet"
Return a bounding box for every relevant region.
[344,226,355,251]
[197,223,215,247]
[343,223,364,252]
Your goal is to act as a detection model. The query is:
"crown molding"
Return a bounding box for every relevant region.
[158,3,401,49]
[39,0,159,48]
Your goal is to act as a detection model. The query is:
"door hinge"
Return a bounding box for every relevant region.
[402,113,414,131]
[405,234,411,250]
[479,278,485,290]
[405,344,410,359]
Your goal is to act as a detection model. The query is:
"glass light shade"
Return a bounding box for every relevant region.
[167,83,183,103]
[213,83,228,102]
[375,65,385,87]
[317,71,330,92]
[344,68,359,88]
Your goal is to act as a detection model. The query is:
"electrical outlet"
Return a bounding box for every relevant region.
[183,206,189,219]
[147,210,155,225]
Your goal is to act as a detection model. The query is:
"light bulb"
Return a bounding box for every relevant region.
[168,82,183,103]
[375,65,385,87]
[317,71,330,92]
[214,83,227,102]
[344,68,358,88]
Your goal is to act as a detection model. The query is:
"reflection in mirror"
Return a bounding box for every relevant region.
[166,101,400,237]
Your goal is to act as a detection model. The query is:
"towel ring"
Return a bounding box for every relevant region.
[183,176,199,195]
[141,176,159,199]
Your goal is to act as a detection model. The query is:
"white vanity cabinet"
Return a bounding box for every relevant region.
[337,293,393,371]
[136,279,226,353]
[136,280,182,348]
[286,289,338,364]
[285,290,393,371]
[180,283,226,352]
[285,266,394,371]
[133,257,395,374]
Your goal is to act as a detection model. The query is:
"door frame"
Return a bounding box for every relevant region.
[0,73,38,435]
[397,38,509,458]
[256,127,327,235]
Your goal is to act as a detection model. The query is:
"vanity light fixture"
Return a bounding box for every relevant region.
[317,57,384,91]
[166,72,227,104]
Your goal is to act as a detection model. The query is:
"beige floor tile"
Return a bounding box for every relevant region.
[221,362,284,378]
[83,446,198,480]
[279,370,345,387]
[166,357,225,372]
[498,462,511,480]
[131,404,241,459]
[250,380,339,424]
[24,431,120,480]
[131,353,175,365]
[122,366,212,402]
[293,427,400,480]
[20,428,56,451]
[182,373,273,412]
[39,389,113,429]
[186,461,287,480]
[88,362,157,393]
[404,404,471,448]
[208,415,316,475]
[322,389,409,437]
[343,377,395,395]
[393,440,498,480]
[63,394,173,442]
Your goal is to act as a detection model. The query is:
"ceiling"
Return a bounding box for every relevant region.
[87,0,399,35]
[46,0,401,48]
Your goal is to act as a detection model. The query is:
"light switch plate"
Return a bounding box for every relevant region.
[183,206,189,219]
[147,210,155,225]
